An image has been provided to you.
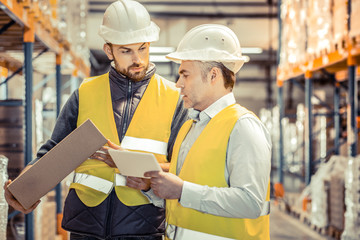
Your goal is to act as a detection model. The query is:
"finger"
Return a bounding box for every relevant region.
[4,189,27,213]
[105,157,116,168]
[96,151,109,158]
[97,149,108,154]
[92,152,109,161]
[144,171,161,178]
[24,200,41,214]
[159,163,170,172]
[126,179,143,190]
[4,179,11,189]
[126,177,138,185]
[152,187,162,198]
[107,139,123,150]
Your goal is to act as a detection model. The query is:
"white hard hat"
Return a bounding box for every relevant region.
[166,24,246,73]
[98,0,160,45]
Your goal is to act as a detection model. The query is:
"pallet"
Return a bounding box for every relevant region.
[306,45,333,63]
[334,37,347,52]
[277,196,331,237]
[292,207,328,236]
[350,35,360,47]
[309,222,328,236]
[328,225,343,240]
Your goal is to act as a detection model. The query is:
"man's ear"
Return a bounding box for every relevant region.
[209,67,221,83]
[103,44,114,61]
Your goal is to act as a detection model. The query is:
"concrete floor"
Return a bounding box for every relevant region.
[270,202,334,240]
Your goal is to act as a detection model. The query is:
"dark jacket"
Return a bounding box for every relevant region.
[32,65,188,239]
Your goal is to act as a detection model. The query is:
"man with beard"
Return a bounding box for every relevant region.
[3,0,188,239]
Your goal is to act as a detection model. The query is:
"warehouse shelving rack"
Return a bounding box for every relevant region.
[275,1,359,193]
[0,0,90,239]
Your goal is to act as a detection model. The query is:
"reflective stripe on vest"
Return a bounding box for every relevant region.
[73,173,128,194]
[121,136,168,155]
[167,104,271,240]
[71,73,180,207]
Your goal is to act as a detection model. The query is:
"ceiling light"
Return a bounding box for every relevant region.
[149,55,171,63]
[242,47,263,54]
[150,47,176,54]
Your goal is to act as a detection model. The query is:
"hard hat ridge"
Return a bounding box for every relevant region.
[98,0,160,45]
[166,24,246,73]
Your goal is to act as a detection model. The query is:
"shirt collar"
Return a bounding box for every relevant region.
[189,92,236,122]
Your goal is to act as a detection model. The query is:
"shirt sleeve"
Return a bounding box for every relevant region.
[141,189,165,208]
[179,114,271,219]
[167,96,189,161]
[29,90,79,165]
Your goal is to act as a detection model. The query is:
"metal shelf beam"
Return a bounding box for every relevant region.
[24,28,34,240]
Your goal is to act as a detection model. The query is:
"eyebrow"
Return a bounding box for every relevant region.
[119,43,147,51]
[179,69,189,75]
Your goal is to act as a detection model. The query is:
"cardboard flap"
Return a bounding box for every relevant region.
[8,119,107,209]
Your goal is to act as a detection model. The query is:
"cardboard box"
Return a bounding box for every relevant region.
[0,101,24,127]
[7,119,107,209]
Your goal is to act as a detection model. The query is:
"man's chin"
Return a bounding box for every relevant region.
[128,70,147,81]
[183,102,192,109]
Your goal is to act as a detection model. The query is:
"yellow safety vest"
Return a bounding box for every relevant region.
[166,104,270,240]
[70,73,180,207]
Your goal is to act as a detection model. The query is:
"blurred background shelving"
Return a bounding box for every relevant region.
[0,0,359,240]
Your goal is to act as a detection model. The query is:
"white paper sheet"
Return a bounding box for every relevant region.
[108,149,162,178]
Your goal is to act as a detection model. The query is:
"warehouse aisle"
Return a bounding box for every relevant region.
[270,201,333,240]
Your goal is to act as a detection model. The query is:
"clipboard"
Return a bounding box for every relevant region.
[108,149,162,178]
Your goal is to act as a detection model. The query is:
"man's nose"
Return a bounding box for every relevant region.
[175,78,183,88]
[132,52,142,64]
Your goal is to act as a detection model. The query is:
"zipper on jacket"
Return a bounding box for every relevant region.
[105,189,114,238]
[121,80,132,140]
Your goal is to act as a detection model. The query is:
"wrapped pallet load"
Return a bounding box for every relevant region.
[279,0,307,67]
[306,0,333,57]
[341,155,360,240]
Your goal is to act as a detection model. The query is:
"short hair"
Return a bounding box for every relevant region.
[197,61,235,90]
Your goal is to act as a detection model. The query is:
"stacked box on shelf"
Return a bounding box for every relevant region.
[310,155,347,229]
[34,191,56,240]
[282,114,304,175]
[332,0,348,47]
[342,155,360,240]
[329,176,345,232]
[312,107,335,164]
[57,0,89,60]
[0,156,8,239]
[6,211,24,240]
[306,0,333,57]
[279,0,307,67]
[350,0,360,38]
[0,101,25,240]
[295,104,305,176]
[0,100,24,180]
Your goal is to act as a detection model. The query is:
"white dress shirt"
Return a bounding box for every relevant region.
[145,93,272,240]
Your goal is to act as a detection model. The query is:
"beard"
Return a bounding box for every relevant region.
[114,58,148,81]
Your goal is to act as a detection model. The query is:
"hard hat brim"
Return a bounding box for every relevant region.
[166,49,246,73]
[98,21,160,45]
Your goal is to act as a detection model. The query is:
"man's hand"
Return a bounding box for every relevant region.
[126,177,151,191]
[90,139,123,168]
[144,171,184,199]
[4,180,40,214]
